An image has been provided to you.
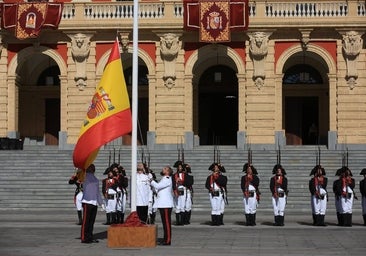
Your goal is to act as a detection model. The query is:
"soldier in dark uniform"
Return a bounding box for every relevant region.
[241,163,260,226]
[270,164,288,226]
[333,167,355,226]
[68,168,84,225]
[205,163,227,226]
[172,161,194,225]
[360,168,366,226]
[116,165,128,224]
[183,163,194,225]
[309,165,328,226]
[102,167,118,225]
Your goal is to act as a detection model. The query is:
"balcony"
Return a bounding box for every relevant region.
[59,0,366,30]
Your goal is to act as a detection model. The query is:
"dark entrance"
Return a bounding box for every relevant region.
[198,65,238,145]
[284,97,318,145]
[45,98,60,145]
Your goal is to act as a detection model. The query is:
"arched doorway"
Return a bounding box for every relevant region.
[122,56,149,145]
[282,57,329,145]
[17,54,61,145]
[198,65,238,145]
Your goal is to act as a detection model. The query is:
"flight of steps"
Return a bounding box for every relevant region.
[0,146,364,216]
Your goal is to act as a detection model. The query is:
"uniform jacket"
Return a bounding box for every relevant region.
[69,175,83,196]
[82,172,103,206]
[117,174,128,190]
[151,176,174,208]
[205,174,227,192]
[360,179,366,197]
[136,173,152,206]
[309,176,328,195]
[173,172,194,192]
[270,175,288,195]
[241,175,259,192]
[102,177,118,198]
[333,177,355,196]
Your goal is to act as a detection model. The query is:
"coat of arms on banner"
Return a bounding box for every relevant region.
[199,1,230,42]
[16,3,47,39]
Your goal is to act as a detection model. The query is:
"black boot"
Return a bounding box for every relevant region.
[211,215,217,226]
[111,212,117,224]
[150,212,156,224]
[120,212,125,224]
[344,213,352,227]
[312,214,316,225]
[186,211,191,225]
[363,215,366,226]
[104,213,111,225]
[273,216,279,226]
[253,213,257,226]
[245,214,250,226]
[175,213,181,225]
[77,210,82,225]
[219,214,224,225]
[279,216,285,226]
[182,212,188,225]
[116,211,121,224]
[318,215,326,226]
[314,214,320,226]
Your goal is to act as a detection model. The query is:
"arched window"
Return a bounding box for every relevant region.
[37,66,60,86]
[283,64,323,84]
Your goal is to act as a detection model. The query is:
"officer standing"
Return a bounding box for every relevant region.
[151,166,174,246]
[80,164,103,244]
[136,163,152,223]
[68,168,84,225]
[205,163,227,226]
[102,168,118,225]
[241,163,260,226]
[270,164,288,226]
[333,167,355,226]
[360,168,366,226]
[309,165,328,226]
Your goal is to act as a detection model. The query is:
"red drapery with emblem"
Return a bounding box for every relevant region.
[1,2,63,40]
[184,0,249,42]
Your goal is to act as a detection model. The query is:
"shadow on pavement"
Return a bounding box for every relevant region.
[94,231,107,240]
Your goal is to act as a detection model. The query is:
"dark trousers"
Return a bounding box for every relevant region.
[159,208,172,244]
[136,206,148,223]
[81,203,98,242]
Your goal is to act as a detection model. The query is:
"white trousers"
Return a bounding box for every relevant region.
[311,195,327,215]
[340,194,354,214]
[243,193,257,214]
[272,196,286,216]
[75,192,83,211]
[175,187,187,213]
[105,197,117,213]
[209,193,223,215]
[185,190,192,212]
[116,193,127,213]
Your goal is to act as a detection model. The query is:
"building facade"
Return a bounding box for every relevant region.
[0,0,365,149]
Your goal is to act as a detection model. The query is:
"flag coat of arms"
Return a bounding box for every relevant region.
[73,40,132,169]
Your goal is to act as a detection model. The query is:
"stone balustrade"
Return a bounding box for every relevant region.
[57,0,366,30]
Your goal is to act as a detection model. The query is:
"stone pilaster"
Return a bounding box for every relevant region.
[0,34,8,137]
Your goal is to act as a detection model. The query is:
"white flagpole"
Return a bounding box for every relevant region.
[131,0,139,211]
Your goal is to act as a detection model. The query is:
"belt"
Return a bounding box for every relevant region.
[278,192,285,197]
[107,195,116,199]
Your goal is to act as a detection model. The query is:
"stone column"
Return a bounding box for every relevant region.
[0,34,9,137]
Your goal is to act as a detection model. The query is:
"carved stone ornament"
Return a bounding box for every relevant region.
[342,31,363,89]
[119,32,130,53]
[249,32,270,89]
[160,33,181,89]
[71,33,91,90]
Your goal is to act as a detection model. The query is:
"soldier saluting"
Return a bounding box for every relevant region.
[241,149,260,226]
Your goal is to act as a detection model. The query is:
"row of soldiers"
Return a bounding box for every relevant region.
[69,161,366,227]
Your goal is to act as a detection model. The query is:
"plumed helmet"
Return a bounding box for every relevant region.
[360,168,366,175]
[310,165,325,176]
[174,160,183,168]
[184,164,192,173]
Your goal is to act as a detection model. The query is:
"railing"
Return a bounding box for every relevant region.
[59,1,366,28]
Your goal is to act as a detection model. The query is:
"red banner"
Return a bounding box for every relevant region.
[199,1,230,42]
[1,3,63,40]
[184,0,249,42]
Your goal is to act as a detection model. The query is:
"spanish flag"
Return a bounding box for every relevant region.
[73,39,132,169]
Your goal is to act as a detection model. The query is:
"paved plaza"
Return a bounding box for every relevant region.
[0,210,365,256]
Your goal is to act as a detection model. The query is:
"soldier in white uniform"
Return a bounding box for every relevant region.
[309,165,328,226]
[241,163,260,226]
[333,167,344,226]
[68,168,84,225]
[333,167,355,226]
[172,161,194,225]
[151,166,174,246]
[136,163,153,223]
[183,164,194,225]
[270,164,288,226]
[115,165,128,224]
[360,168,366,226]
[102,168,118,224]
[205,163,227,226]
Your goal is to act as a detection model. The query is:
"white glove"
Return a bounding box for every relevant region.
[101,204,106,211]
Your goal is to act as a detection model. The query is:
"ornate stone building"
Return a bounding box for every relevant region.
[0,0,365,149]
